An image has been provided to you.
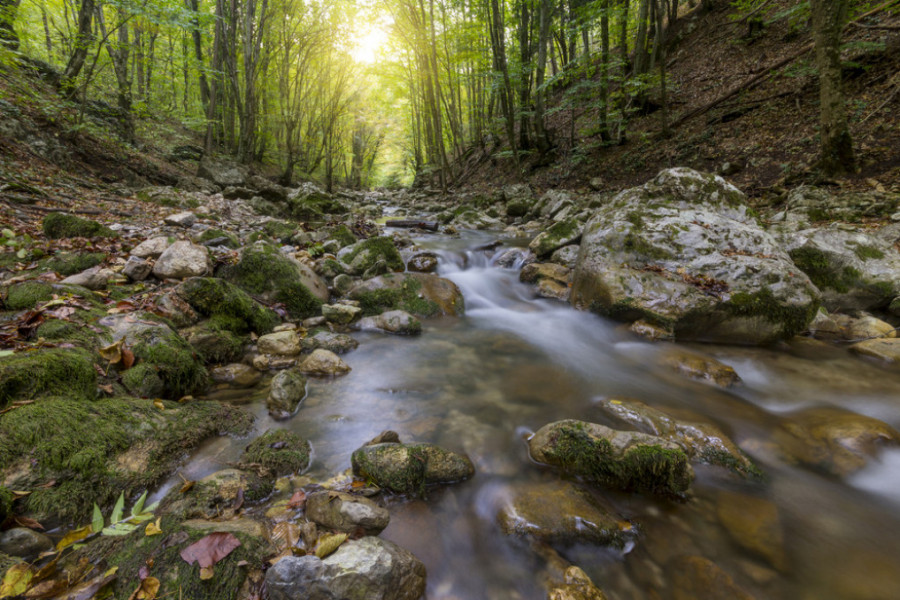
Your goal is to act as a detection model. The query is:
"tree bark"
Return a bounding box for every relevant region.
[0,0,18,50]
[60,0,96,98]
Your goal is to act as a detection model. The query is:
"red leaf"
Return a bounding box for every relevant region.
[286,490,306,510]
[179,532,241,569]
[122,348,135,369]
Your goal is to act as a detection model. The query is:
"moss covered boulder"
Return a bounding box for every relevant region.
[175,277,278,334]
[183,323,246,365]
[340,237,405,275]
[2,280,104,311]
[528,419,693,497]
[241,429,311,476]
[219,243,328,318]
[44,251,106,276]
[0,397,251,523]
[348,272,465,317]
[351,442,474,495]
[0,348,96,408]
[570,168,819,344]
[42,212,116,239]
[529,217,584,258]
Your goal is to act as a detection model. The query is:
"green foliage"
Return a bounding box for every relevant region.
[2,228,31,260]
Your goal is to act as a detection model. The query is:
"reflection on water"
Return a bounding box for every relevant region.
[182,229,900,600]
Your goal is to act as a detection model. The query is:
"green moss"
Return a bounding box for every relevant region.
[176,277,278,334]
[351,444,428,497]
[0,397,251,522]
[623,233,673,261]
[725,287,818,338]
[0,486,12,523]
[241,429,311,476]
[626,211,644,228]
[851,243,885,261]
[121,364,165,398]
[341,236,404,273]
[219,244,323,319]
[44,252,106,276]
[543,424,692,497]
[186,324,246,365]
[355,276,440,317]
[35,309,109,350]
[789,247,861,293]
[42,213,116,239]
[262,220,297,243]
[699,448,765,480]
[591,297,675,331]
[126,327,207,399]
[0,348,96,408]
[0,552,21,575]
[330,224,357,247]
[3,280,53,310]
[197,228,240,248]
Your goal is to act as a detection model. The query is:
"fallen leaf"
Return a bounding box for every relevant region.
[271,523,300,553]
[23,578,68,599]
[315,533,348,559]
[127,576,159,600]
[14,515,45,530]
[153,400,165,410]
[56,570,117,600]
[56,524,93,551]
[179,480,195,493]
[0,563,33,598]
[199,566,215,580]
[177,395,193,403]
[99,340,123,364]
[179,532,242,569]
[145,519,162,536]
[286,490,306,510]
[122,348,135,369]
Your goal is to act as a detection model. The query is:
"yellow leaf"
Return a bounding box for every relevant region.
[104,566,119,577]
[145,519,162,537]
[199,566,215,580]
[0,563,33,598]
[99,340,123,364]
[55,524,93,551]
[177,395,193,403]
[153,400,165,410]
[314,533,348,559]
[127,576,159,600]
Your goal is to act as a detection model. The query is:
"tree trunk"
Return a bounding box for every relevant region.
[187,0,210,113]
[0,0,18,50]
[811,0,855,174]
[60,0,96,98]
[533,0,553,155]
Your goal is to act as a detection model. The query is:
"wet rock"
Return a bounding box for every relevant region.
[253,354,298,371]
[265,537,426,600]
[267,368,307,419]
[570,168,819,344]
[407,252,439,273]
[300,349,350,376]
[349,272,465,317]
[774,406,900,476]
[357,310,422,335]
[520,262,572,301]
[258,330,302,356]
[351,442,474,494]
[123,255,152,281]
[210,363,261,388]
[322,303,362,325]
[850,338,900,364]
[529,218,583,258]
[658,347,741,388]
[301,331,359,354]
[493,247,535,269]
[340,236,404,275]
[131,236,171,259]
[0,528,53,558]
[596,397,759,478]
[667,555,755,600]
[546,566,610,600]
[60,266,117,290]
[833,314,895,341]
[164,211,197,228]
[551,244,580,269]
[367,430,402,445]
[152,241,211,279]
[305,491,390,535]
[528,419,693,497]
[497,480,627,545]
[716,490,787,570]
[629,319,674,341]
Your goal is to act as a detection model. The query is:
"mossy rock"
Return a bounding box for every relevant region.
[44,252,106,276]
[0,348,96,408]
[218,244,325,319]
[34,308,110,350]
[184,323,246,365]
[528,419,693,498]
[240,429,311,476]
[329,224,358,248]
[349,273,464,318]
[196,228,240,248]
[262,220,297,243]
[71,517,272,600]
[0,397,252,523]
[175,277,278,335]
[3,280,54,310]
[351,442,474,495]
[42,213,116,239]
[341,237,404,274]
[124,325,207,399]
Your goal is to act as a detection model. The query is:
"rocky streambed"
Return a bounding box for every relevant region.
[2,167,900,599]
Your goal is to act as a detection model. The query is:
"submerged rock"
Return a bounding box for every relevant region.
[265,537,426,600]
[850,338,900,365]
[210,363,261,388]
[570,168,819,344]
[528,419,693,497]
[305,491,390,535]
[351,442,474,494]
[716,489,787,570]
[267,368,307,419]
[357,310,422,335]
[658,347,742,388]
[667,555,756,600]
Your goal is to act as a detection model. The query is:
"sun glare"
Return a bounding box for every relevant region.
[351,27,389,64]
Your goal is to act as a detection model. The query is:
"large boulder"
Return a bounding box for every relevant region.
[776,224,900,312]
[528,419,693,497]
[265,537,426,600]
[570,168,819,344]
[152,241,211,280]
[349,272,465,317]
[197,156,247,187]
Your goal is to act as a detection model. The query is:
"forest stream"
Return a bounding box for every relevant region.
[148,224,900,600]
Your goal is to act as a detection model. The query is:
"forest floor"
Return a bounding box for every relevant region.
[458,1,900,203]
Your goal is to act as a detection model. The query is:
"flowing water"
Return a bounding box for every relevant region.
[178,228,900,600]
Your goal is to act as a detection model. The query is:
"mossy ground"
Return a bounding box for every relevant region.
[220,244,323,318]
[42,213,116,239]
[262,220,297,242]
[355,276,440,317]
[176,277,278,334]
[3,280,54,310]
[240,429,311,476]
[125,327,207,399]
[342,236,404,273]
[329,224,357,247]
[0,397,252,523]
[0,486,12,523]
[543,424,692,497]
[35,308,109,350]
[44,252,106,275]
[0,348,96,408]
